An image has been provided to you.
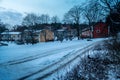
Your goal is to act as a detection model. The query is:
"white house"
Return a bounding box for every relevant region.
[1,32,21,41]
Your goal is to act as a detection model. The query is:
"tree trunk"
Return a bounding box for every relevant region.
[76,24,80,40]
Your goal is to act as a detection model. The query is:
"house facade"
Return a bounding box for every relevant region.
[39,29,54,42]
[81,22,109,38]
[93,22,109,38]
[56,28,77,41]
[81,28,92,38]
[22,29,54,42]
[56,29,66,41]
[1,32,22,41]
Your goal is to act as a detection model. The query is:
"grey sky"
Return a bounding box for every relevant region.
[0,0,86,19]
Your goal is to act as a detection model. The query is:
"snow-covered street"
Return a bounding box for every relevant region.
[0,39,104,80]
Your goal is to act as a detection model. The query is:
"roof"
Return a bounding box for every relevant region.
[82,27,90,32]
[24,30,33,32]
[34,30,42,33]
[57,29,65,32]
[1,32,21,35]
[35,30,42,32]
[94,22,106,26]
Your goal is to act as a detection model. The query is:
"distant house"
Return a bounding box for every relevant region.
[81,22,109,38]
[39,29,54,42]
[22,29,54,42]
[56,29,66,40]
[56,27,77,40]
[57,29,66,36]
[93,22,109,38]
[81,28,92,38]
[1,32,21,41]
[22,30,37,43]
[33,30,42,42]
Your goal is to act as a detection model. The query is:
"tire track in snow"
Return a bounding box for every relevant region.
[18,43,96,80]
[17,50,75,80]
[0,44,83,66]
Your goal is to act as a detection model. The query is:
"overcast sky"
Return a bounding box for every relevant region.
[0,0,86,19]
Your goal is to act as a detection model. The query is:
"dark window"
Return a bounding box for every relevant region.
[96,29,100,33]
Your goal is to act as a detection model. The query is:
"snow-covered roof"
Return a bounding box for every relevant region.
[1,32,21,35]
[24,30,32,32]
[24,30,42,33]
[82,27,90,32]
[57,29,65,32]
[34,30,42,33]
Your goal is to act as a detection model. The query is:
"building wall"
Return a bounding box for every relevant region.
[1,34,9,40]
[1,34,21,41]
[81,30,92,38]
[93,23,108,38]
[40,30,54,42]
[81,22,109,38]
[10,34,21,41]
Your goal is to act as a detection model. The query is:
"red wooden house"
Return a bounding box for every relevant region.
[81,22,109,38]
[93,22,109,38]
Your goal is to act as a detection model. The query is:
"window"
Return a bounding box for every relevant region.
[96,29,100,33]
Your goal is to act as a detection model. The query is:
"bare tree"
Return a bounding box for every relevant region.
[99,0,120,23]
[68,5,81,24]
[51,16,60,23]
[82,0,105,38]
[40,14,50,24]
[83,0,104,22]
[99,0,120,21]
[63,5,82,40]
[51,16,61,31]
[99,0,120,38]
[22,13,38,27]
[0,20,7,41]
[99,0,120,13]
[63,13,74,24]
[22,13,39,44]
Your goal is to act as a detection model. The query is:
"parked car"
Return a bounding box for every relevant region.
[0,42,8,46]
[87,39,92,41]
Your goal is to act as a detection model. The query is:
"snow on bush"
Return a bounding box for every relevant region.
[57,39,120,80]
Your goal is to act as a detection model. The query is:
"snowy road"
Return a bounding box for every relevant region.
[0,39,104,80]
[19,44,96,80]
[0,43,86,65]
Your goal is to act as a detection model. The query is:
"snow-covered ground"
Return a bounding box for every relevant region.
[0,38,105,80]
